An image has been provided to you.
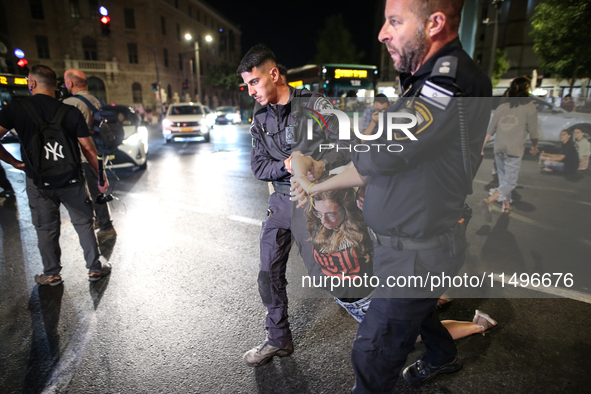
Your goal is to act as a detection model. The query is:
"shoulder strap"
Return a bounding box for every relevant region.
[51,103,72,126]
[75,94,100,113]
[19,100,47,127]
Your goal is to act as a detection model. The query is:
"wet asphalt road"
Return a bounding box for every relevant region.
[1,124,590,393]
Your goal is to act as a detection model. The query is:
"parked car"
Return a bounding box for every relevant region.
[215,106,241,124]
[103,104,149,170]
[488,96,591,145]
[162,103,212,143]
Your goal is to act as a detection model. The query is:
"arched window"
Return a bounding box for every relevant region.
[88,77,106,102]
[132,82,142,104]
[82,36,97,60]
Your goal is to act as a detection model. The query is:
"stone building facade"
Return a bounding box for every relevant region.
[0,0,241,114]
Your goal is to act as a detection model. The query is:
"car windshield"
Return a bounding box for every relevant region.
[169,106,204,115]
[111,107,138,126]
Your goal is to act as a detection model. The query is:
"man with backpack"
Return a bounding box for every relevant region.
[0,65,111,286]
[63,69,116,242]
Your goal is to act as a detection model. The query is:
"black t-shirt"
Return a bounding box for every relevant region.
[0,94,90,178]
[560,140,579,174]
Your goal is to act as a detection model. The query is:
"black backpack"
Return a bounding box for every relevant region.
[19,100,82,189]
[75,94,124,152]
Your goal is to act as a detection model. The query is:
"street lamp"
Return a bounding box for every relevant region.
[185,33,212,104]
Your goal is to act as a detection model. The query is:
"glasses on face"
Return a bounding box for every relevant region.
[313,207,343,222]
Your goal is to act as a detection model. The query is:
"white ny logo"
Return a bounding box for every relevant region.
[44,142,65,161]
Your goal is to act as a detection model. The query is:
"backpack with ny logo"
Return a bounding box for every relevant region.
[19,100,82,189]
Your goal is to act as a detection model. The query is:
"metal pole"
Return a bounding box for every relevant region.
[150,47,164,122]
[487,0,504,79]
[189,59,194,102]
[195,41,201,104]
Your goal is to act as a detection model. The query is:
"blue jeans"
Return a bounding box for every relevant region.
[334,294,373,323]
[542,160,565,172]
[494,152,522,202]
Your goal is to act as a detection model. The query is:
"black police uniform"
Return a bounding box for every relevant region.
[350,38,492,392]
[250,87,350,349]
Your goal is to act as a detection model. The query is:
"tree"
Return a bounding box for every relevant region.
[492,48,510,88]
[314,14,364,64]
[531,0,591,93]
[204,63,240,90]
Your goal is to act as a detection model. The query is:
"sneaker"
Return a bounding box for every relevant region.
[89,262,112,282]
[97,228,117,242]
[473,310,497,334]
[403,357,463,386]
[35,274,63,286]
[243,341,294,367]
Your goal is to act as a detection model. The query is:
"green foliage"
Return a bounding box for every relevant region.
[314,14,364,64]
[531,0,591,88]
[492,48,510,87]
[204,63,240,90]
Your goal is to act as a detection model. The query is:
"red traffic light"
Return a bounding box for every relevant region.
[101,16,110,24]
[240,86,244,91]
[17,59,28,67]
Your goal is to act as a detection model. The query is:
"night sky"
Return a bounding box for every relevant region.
[202,0,386,69]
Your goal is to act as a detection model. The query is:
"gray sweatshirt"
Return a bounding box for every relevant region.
[487,101,538,157]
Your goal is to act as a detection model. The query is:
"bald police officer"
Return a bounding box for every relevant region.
[291,0,492,391]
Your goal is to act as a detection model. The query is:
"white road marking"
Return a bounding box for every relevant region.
[227,215,262,226]
[494,275,591,304]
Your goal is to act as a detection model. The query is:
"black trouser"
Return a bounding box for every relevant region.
[351,239,465,393]
[25,177,101,276]
[82,162,113,231]
[0,164,14,192]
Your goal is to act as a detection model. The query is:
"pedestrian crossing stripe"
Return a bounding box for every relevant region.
[420,80,453,110]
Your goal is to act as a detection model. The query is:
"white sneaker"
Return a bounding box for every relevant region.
[473,310,497,334]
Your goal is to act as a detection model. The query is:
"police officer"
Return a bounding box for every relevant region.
[291,0,492,390]
[237,45,350,367]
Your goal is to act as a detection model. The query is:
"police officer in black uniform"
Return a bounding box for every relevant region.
[237,45,350,367]
[291,0,492,391]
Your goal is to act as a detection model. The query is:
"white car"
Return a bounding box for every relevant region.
[489,97,591,144]
[162,103,212,143]
[103,105,149,170]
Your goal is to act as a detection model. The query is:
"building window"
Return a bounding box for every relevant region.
[124,8,136,29]
[29,0,44,19]
[163,48,168,67]
[161,16,166,35]
[189,5,192,17]
[197,10,200,22]
[82,36,97,60]
[128,43,138,64]
[179,53,183,70]
[88,0,99,19]
[36,36,50,59]
[167,84,172,102]
[132,82,142,104]
[69,0,81,18]
[176,23,180,41]
[174,0,178,8]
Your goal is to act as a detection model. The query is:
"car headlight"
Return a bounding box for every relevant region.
[123,133,140,145]
[162,119,173,127]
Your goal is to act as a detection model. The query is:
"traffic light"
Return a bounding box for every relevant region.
[151,83,158,92]
[17,59,28,68]
[182,79,188,90]
[99,7,110,36]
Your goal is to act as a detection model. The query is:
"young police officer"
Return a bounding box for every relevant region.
[237,45,350,367]
[291,0,492,390]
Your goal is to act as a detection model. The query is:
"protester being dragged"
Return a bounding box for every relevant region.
[540,129,579,175]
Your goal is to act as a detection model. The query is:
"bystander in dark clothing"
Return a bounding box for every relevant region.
[0,65,111,286]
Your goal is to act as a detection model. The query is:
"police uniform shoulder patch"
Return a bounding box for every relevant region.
[420,81,454,111]
[394,102,433,140]
[313,96,333,112]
